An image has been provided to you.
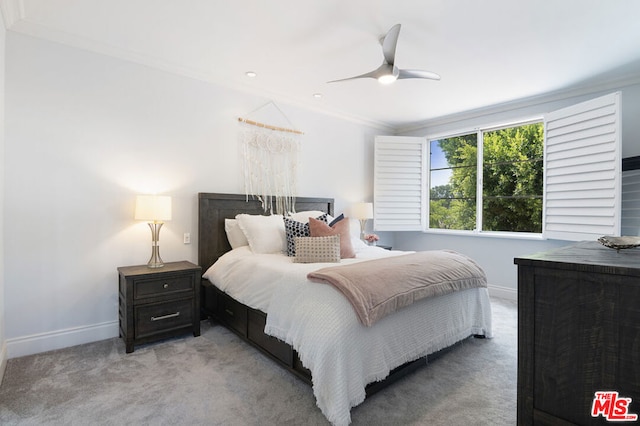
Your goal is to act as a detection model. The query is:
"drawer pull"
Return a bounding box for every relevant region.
[224,308,235,317]
[151,312,180,321]
[163,284,169,289]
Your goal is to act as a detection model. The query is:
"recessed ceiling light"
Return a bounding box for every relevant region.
[245,71,257,78]
[312,93,323,98]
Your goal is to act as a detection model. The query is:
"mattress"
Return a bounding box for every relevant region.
[203,243,493,425]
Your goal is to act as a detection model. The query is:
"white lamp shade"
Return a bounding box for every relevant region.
[350,202,374,220]
[135,195,172,222]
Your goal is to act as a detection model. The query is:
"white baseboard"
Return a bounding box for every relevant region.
[6,321,119,359]
[487,284,517,301]
[4,287,514,359]
[0,340,7,384]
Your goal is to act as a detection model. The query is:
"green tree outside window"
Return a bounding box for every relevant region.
[429,123,543,233]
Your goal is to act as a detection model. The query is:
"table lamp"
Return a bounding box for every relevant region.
[135,195,172,268]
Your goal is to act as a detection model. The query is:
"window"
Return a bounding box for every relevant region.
[374,92,621,240]
[429,123,543,234]
[429,133,477,230]
[482,124,544,233]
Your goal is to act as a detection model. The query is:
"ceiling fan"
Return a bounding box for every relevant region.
[328,24,440,85]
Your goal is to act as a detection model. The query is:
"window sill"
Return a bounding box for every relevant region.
[422,228,545,241]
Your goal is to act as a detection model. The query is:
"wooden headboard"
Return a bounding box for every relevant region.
[198,193,335,272]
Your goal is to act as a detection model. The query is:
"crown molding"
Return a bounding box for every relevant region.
[397,72,640,134]
[8,18,395,133]
[0,0,23,29]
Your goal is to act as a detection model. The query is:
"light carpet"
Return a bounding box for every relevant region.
[0,297,516,425]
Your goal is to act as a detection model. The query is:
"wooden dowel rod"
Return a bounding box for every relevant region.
[238,117,303,135]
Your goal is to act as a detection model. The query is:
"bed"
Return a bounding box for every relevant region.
[198,193,493,425]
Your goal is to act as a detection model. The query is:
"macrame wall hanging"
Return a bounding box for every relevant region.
[238,101,303,215]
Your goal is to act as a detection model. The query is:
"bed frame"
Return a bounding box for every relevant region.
[198,192,427,395]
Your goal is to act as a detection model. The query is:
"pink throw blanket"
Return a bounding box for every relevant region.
[307,250,487,326]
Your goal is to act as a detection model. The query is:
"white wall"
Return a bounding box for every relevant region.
[6,29,640,358]
[4,32,389,357]
[0,15,7,380]
[395,81,640,299]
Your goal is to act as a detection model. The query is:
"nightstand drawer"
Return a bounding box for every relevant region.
[134,274,194,299]
[135,298,194,339]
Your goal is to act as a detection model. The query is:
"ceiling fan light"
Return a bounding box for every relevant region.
[378,74,398,84]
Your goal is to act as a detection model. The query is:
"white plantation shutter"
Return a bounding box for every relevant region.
[543,92,621,240]
[374,136,427,231]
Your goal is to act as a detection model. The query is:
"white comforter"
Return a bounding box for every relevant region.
[203,243,493,426]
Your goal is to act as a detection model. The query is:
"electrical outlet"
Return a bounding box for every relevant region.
[183,233,191,244]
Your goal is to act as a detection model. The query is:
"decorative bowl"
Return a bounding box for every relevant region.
[597,236,640,251]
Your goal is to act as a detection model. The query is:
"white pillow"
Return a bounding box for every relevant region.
[287,210,327,223]
[224,219,249,249]
[348,217,361,240]
[235,214,286,254]
[351,236,368,252]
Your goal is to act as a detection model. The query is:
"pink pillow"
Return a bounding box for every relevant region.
[309,217,356,258]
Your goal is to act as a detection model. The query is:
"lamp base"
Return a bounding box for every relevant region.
[147,247,164,268]
[359,218,367,240]
[146,222,165,268]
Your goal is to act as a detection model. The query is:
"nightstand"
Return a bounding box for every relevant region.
[118,261,201,353]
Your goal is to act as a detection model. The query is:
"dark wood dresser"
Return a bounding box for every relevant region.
[118,261,201,353]
[514,241,640,425]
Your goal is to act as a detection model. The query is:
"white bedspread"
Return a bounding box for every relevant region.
[203,243,493,426]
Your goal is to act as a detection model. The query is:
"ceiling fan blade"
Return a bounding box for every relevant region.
[398,69,441,81]
[327,69,380,83]
[328,63,393,83]
[382,24,401,65]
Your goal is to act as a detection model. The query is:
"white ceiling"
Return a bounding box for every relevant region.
[3,0,640,130]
